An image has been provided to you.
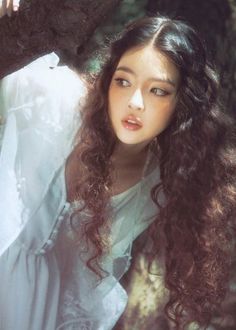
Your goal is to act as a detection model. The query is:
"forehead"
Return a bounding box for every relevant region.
[116,45,180,85]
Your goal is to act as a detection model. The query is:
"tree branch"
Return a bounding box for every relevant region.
[0,0,122,78]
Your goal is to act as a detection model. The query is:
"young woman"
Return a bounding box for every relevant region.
[0,2,236,330]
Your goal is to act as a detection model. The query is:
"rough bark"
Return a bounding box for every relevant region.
[0,0,122,78]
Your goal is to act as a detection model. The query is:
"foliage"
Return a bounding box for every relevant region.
[86,0,147,72]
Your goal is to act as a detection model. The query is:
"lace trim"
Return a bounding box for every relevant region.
[57,289,94,330]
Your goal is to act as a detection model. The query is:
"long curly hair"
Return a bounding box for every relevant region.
[69,15,236,329]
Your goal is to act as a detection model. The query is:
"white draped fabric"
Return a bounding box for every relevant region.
[0,53,163,329]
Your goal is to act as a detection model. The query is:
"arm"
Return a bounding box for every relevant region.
[0,52,59,150]
[0,53,85,257]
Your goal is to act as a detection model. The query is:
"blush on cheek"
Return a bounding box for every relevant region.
[108,89,119,107]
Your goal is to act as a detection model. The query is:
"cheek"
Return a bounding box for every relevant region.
[108,87,118,109]
[108,87,128,115]
[162,112,176,132]
[162,103,177,124]
[108,88,115,115]
[146,102,177,136]
[150,99,177,125]
[108,88,122,125]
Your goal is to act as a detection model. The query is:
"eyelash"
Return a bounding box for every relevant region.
[114,78,130,87]
[114,78,169,97]
[150,87,169,97]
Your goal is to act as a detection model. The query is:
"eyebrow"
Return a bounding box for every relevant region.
[116,66,177,87]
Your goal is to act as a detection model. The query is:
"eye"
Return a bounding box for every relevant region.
[150,87,169,96]
[114,78,131,87]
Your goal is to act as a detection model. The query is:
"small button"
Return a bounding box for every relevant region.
[46,239,54,247]
[37,248,46,255]
[64,202,71,210]
[52,228,59,235]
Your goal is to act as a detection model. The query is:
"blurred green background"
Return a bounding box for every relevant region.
[82,0,147,73]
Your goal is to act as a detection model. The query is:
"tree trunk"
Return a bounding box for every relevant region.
[0,0,121,78]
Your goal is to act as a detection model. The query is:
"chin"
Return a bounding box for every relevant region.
[117,137,139,145]
[116,133,149,146]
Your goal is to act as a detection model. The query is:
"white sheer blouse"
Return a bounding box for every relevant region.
[0,53,164,330]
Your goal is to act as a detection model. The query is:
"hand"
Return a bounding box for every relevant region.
[0,0,20,18]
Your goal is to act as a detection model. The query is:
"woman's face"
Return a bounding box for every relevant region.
[108,45,180,148]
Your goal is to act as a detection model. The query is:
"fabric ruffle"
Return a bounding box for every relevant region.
[0,53,85,256]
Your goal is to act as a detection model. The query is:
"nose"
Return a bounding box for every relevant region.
[128,89,144,111]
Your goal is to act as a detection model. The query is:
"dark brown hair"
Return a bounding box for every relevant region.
[70,15,236,329]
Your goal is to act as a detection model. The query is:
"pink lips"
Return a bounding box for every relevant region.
[121,115,143,131]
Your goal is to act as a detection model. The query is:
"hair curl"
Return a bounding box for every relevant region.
[69,15,236,329]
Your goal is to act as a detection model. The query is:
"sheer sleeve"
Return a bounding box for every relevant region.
[0,53,86,256]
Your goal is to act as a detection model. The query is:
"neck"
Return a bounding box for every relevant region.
[112,142,149,167]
